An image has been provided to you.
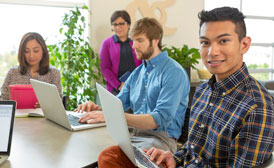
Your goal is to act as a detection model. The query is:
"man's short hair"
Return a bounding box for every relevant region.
[130,17,163,50]
[198,7,246,41]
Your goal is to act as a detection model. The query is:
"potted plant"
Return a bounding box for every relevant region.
[163,44,201,78]
[48,6,103,110]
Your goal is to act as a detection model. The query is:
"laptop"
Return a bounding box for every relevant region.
[96,83,159,168]
[30,79,105,131]
[0,101,16,165]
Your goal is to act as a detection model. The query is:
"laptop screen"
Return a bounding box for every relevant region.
[0,101,16,155]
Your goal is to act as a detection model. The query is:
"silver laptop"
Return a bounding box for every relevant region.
[96,83,159,168]
[30,79,105,131]
[0,101,16,165]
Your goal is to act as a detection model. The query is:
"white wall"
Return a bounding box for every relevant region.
[88,0,204,81]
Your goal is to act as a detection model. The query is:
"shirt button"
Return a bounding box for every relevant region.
[222,92,226,96]
[195,159,199,164]
[209,103,214,106]
[191,145,194,149]
[199,124,205,128]
[143,98,146,102]
[146,72,149,75]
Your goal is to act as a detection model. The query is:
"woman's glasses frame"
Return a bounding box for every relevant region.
[112,22,128,27]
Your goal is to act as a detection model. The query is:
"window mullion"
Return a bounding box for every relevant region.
[0,0,85,8]
[246,15,274,21]
[251,43,274,47]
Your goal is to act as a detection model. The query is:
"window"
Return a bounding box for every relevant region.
[0,0,87,87]
[204,0,274,80]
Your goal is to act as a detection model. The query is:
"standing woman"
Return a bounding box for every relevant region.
[1,32,62,105]
[100,10,142,94]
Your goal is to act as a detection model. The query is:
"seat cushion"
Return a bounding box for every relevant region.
[262,80,274,90]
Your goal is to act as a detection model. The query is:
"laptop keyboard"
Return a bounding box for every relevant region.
[67,114,86,126]
[133,146,159,168]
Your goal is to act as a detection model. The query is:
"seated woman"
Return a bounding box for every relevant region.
[1,32,62,107]
[100,10,142,94]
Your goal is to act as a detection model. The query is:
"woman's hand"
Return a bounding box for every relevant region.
[34,102,40,108]
[118,82,125,91]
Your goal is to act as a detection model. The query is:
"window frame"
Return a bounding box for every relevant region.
[241,0,274,79]
[205,0,274,80]
[246,15,274,78]
[0,0,85,8]
[0,0,90,87]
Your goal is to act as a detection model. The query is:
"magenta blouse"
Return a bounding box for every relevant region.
[99,35,142,92]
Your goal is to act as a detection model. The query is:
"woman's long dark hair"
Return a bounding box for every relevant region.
[18,32,49,75]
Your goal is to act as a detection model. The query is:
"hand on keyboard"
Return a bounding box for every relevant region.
[143,147,175,168]
[78,111,105,124]
[133,146,160,168]
[67,114,86,126]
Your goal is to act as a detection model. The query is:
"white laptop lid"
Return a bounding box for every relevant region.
[0,101,16,164]
[30,79,105,131]
[96,83,137,165]
[30,79,72,130]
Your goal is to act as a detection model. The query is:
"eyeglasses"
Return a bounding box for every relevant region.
[112,22,127,27]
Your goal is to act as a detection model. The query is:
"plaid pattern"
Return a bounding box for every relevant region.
[174,63,274,168]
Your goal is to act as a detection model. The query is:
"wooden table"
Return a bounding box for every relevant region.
[1,110,114,168]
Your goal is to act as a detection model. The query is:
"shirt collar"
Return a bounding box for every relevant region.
[208,62,249,92]
[113,34,130,43]
[144,51,168,68]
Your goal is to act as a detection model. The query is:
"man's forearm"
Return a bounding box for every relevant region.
[125,113,158,130]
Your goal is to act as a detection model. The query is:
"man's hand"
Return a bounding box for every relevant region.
[144,147,176,168]
[74,101,101,112]
[78,111,105,124]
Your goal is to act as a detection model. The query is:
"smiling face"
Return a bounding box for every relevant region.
[24,39,43,69]
[112,17,129,41]
[199,21,251,82]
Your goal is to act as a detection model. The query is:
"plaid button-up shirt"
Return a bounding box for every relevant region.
[174,63,274,168]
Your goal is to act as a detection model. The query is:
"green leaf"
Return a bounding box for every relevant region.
[47,5,103,110]
[164,44,201,68]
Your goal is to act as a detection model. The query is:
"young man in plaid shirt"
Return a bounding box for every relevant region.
[146,7,274,168]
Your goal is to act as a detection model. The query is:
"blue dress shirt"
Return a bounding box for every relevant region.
[117,51,190,139]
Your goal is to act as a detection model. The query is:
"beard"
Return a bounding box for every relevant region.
[136,42,154,60]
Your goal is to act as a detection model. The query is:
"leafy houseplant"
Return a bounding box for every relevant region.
[164,45,201,78]
[48,6,103,110]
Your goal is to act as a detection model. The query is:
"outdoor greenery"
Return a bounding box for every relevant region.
[164,45,201,69]
[248,63,269,69]
[48,6,103,110]
[248,63,270,80]
[0,51,17,85]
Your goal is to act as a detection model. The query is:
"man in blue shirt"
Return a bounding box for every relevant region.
[76,17,190,153]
